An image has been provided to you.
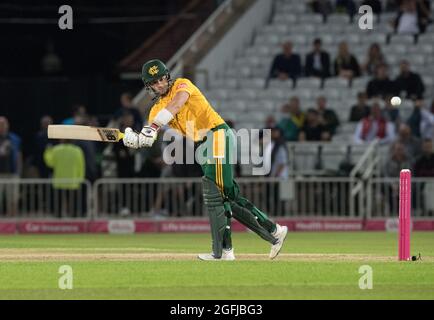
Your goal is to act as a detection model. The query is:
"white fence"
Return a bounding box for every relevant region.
[1,176,434,219]
[0,179,92,218]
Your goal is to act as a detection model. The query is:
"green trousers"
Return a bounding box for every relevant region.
[197,123,277,248]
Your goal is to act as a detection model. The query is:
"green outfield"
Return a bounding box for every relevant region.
[0,232,433,299]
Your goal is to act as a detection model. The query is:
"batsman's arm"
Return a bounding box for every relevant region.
[135,91,190,148]
[149,91,190,130]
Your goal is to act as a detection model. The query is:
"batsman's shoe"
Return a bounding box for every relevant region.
[222,248,235,260]
[198,248,236,261]
[269,224,288,259]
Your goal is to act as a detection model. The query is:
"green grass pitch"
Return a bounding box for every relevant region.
[0,232,434,299]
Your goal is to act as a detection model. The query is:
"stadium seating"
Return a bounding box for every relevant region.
[208,0,434,141]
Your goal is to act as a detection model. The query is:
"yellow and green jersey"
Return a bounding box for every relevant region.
[148,78,225,142]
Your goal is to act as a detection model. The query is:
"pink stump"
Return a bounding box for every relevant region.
[399,169,411,261]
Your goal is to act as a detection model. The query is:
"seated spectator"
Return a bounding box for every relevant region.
[309,0,333,20]
[362,43,387,76]
[0,116,21,216]
[366,64,398,99]
[315,96,340,135]
[299,109,331,142]
[113,92,143,132]
[391,123,422,163]
[383,95,401,125]
[62,104,87,125]
[414,139,434,177]
[361,0,382,15]
[394,60,425,100]
[269,41,302,82]
[349,92,371,122]
[262,127,289,178]
[353,102,396,144]
[277,97,305,141]
[393,0,431,35]
[33,115,53,178]
[384,142,412,177]
[407,99,434,139]
[305,38,331,79]
[335,0,357,21]
[263,115,276,129]
[334,41,361,79]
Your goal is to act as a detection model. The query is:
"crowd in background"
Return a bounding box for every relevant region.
[1,0,434,217]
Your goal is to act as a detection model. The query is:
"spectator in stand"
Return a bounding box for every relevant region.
[394,60,425,100]
[366,64,398,99]
[262,127,289,215]
[263,127,289,179]
[113,112,137,178]
[0,116,21,216]
[349,92,371,122]
[361,0,382,15]
[383,94,401,126]
[334,41,361,79]
[393,0,431,35]
[299,109,331,142]
[407,99,434,139]
[391,123,422,163]
[277,97,305,141]
[353,102,396,144]
[73,114,98,182]
[414,139,434,177]
[305,38,331,79]
[62,104,87,125]
[335,0,357,22]
[268,41,302,83]
[263,115,276,129]
[113,92,143,132]
[44,139,85,217]
[384,142,412,177]
[315,96,340,135]
[362,43,387,76]
[310,0,333,21]
[32,115,53,178]
[382,142,413,211]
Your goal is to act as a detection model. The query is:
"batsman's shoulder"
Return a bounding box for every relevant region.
[173,78,195,95]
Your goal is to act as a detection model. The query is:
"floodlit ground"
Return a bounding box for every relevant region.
[0,232,433,299]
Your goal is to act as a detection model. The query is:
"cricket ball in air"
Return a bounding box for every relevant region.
[391,96,401,106]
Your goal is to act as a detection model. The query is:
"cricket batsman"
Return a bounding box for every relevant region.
[122,59,287,260]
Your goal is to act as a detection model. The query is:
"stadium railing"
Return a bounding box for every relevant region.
[1,176,434,219]
[0,179,92,218]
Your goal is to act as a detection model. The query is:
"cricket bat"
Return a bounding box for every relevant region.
[48,125,124,142]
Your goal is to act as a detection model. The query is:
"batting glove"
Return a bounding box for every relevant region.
[139,124,159,148]
[123,127,139,149]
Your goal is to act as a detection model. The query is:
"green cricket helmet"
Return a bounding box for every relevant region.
[141,59,170,86]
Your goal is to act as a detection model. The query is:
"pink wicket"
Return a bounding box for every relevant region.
[399,169,411,261]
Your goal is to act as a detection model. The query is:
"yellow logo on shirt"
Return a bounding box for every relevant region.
[148,66,159,76]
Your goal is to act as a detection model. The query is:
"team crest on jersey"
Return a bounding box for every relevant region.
[177,83,188,89]
[148,65,159,76]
